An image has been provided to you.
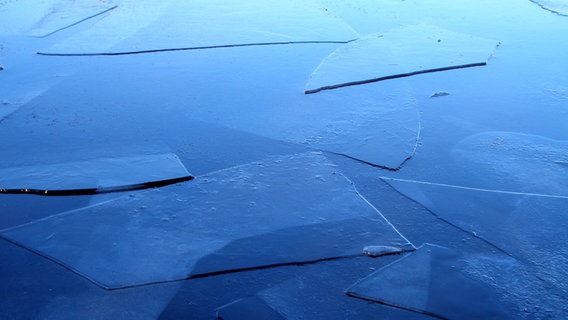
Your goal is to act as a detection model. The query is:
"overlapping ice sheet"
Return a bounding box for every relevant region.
[27,0,117,37]
[346,244,511,319]
[215,257,431,320]
[451,131,568,195]
[0,153,191,195]
[39,0,357,55]
[305,25,499,94]
[1,152,413,289]
[2,44,421,170]
[382,177,568,295]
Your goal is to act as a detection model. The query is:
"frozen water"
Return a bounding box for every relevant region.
[451,132,568,195]
[0,44,420,170]
[27,0,117,38]
[305,25,499,94]
[215,255,431,320]
[1,152,413,289]
[0,0,61,35]
[347,244,513,319]
[216,297,285,320]
[382,177,568,301]
[530,0,568,16]
[39,0,357,55]
[1,0,567,317]
[0,153,192,195]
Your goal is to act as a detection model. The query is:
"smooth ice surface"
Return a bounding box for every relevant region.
[0,0,61,35]
[216,297,285,320]
[0,153,191,194]
[305,25,499,93]
[40,0,357,55]
[382,178,568,299]
[1,152,412,289]
[27,0,117,38]
[347,244,511,319]
[451,132,568,195]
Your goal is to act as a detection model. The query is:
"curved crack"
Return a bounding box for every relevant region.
[37,40,356,56]
[528,0,568,17]
[0,176,193,196]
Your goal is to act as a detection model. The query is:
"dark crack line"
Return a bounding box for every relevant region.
[112,251,411,291]
[528,0,568,17]
[37,40,356,56]
[380,179,514,258]
[345,292,450,320]
[32,5,119,38]
[330,152,412,172]
[0,176,193,196]
[304,62,487,94]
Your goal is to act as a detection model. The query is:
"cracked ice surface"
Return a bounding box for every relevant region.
[0,43,421,170]
[39,0,357,55]
[305,25,499,94]
[1,152,413,289]
[346,244,513,319]
[382,178,568,305]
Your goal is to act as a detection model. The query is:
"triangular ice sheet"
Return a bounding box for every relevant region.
[305,25,499,94]
[346,244,512,319]
[1,152,413,289]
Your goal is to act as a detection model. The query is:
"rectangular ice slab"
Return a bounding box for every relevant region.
[39,0,357,55]
[305,25,499,93]
[346,244,513,319]
[0,153,192,195]
[1,152,413,289]
[27,0,118,37]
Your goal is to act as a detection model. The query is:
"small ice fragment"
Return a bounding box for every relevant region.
[363,245,402,257]
[430,91,450,98]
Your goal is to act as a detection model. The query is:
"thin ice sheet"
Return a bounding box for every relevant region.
[382,177,568,298]
[27,0,118,38]
[39,0,357,55]
[0,153,192,195]
[346,244,512,319]
[1,152,413,289]
[305,25,499,94]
